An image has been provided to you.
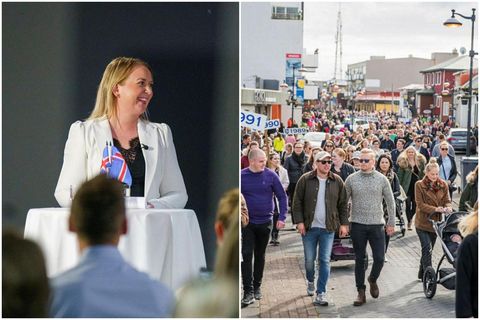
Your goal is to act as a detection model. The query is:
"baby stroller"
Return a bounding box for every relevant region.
[331,230,369,270]
[423,211,469,299]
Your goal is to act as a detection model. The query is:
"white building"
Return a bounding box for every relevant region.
[241,2,305,125]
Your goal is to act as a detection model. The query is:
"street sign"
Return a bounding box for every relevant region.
[240,111,267,131]
[285,128,309,135]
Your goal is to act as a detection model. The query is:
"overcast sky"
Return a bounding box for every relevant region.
[303,1,477,81]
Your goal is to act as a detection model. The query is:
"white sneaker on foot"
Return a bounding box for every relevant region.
[307,281,315,296]
[313,292,328,306]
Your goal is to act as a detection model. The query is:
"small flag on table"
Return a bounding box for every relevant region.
[100,142,132,187]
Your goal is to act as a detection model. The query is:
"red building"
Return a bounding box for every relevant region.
[417,55,476,121]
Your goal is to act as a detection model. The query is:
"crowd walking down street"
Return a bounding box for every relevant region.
[240,110,478,318]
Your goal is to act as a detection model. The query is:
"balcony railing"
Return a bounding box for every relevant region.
[271,12,303,20]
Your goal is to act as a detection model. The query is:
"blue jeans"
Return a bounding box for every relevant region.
[302,227,335,294]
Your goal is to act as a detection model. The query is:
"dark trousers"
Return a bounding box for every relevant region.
[242,221,272,293]
[287,182,296,205]
[271,212,279,240]
[405,195,416,223]
[385,231,390,253]
[351,223,386,290]
[416,228,437,274]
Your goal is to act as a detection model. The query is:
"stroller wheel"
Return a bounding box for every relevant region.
[423,266,437,299]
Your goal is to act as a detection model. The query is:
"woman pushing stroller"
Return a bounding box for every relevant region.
[414,158,452,280]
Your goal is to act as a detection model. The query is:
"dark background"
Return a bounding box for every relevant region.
[3,2,239,269]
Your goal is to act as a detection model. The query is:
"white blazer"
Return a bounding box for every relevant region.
[54,118,188,209]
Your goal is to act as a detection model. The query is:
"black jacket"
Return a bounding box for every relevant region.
[456,232,478,318]
[380,139,395,151]
[331,162,356,182]
[284,152,308,184]
[437,154,458,184]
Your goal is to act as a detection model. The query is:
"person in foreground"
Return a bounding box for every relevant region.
[344,148,395,306]
[55,57,187,209]
[3,230,50,318]
[50,174,174,317]
[241,149,287,307]
[455,202,478,318]
[292,151,349,306]
[414,158,452,281]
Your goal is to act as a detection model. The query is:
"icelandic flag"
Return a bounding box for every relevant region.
[100,142,132,187]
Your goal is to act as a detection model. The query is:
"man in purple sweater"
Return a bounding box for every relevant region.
[241,149,287,307]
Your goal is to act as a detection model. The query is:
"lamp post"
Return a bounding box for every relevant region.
[291,65,296,127]
[444,8,478,156]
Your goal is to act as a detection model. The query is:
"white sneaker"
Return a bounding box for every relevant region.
[307,281,315,296]
[313,292,328,306]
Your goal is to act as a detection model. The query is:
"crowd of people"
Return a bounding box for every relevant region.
[240,109,477,317]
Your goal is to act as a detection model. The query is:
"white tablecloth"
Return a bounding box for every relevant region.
[24,208,206,290]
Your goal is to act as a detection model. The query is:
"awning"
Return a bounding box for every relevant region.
[415,88,435,95]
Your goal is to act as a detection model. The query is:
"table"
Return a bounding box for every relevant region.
[24,208,206,290]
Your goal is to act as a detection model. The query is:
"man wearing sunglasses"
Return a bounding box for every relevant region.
[413,135,430,161]
[292,151,348,307]
[344,149,395,306]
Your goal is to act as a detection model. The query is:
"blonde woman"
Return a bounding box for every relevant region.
[55,57,187,209]
[455,203,478,318]
[414,158,452,281]
[397,146,427,230]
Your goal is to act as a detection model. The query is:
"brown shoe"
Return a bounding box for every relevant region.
[368,276,379,298]
[353,288,366,306]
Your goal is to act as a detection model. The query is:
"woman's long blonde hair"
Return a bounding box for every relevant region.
[88,57,152,121]
[458,202,478,237]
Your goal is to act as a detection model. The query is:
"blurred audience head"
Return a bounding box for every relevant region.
[459,202,478,237]
[174,276,238,318]
[69,174,127,248]
[3,229,50,318]
[215,188,239,245]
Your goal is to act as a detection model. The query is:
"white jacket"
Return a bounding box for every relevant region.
[277,166,290,190]
[54,118,188,209]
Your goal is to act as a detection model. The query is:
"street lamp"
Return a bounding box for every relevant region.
[444,8,478,156]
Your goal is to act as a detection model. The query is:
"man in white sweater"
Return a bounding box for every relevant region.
[344,149,395,306]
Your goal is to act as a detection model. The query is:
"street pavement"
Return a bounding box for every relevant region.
[241,157,469,318]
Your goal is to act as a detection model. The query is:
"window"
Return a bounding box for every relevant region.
[272,6,302,20]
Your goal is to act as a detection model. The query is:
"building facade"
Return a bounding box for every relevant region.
[241,2,305,125]
[418,55,478,122]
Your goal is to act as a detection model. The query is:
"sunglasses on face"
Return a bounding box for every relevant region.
[316,160,332,164]
[441,148,448,151]
[359,159,371,163]
[325,144,333,147]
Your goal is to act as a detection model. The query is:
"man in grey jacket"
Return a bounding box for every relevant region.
[344,149,395,306]
[292,151,349,306]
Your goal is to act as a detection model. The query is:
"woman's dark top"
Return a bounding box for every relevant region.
[408,165,420,197]
[456,232,478,318]
[113,137,145,197]
[331,162,356,182]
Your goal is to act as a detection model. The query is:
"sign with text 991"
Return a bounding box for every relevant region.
[240,111,267,130]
